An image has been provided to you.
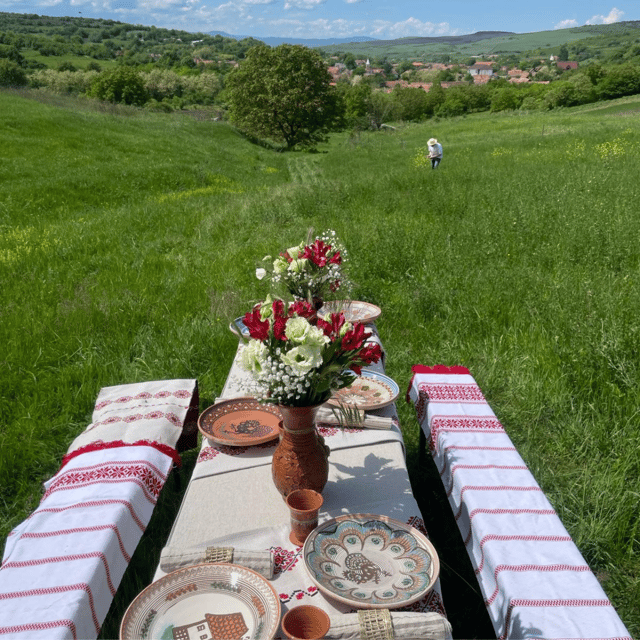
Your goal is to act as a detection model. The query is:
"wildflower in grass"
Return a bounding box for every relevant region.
[595,138,626,161]
[412,148,430,169]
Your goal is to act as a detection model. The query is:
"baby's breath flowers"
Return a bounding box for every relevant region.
[239,298,382,407]
[256,230,351,304]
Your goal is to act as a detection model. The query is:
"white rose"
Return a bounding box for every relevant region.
[240,340,268,374]
[255,267,267,280]
[281,345,323,375]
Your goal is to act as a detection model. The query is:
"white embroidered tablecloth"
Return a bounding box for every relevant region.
[406,365,632,640]
[0,379,198,640]
[151,344,449,638]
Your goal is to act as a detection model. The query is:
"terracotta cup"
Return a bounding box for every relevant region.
[281,605,331,640]
[286,489,323,546]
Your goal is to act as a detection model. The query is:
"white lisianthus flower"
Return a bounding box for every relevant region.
[281,344,323,374]
[259,294,274,320]
[273,257,289,274]
[288,258,308,274]
[287,243,304,259]
[340,321,353,337]
[255,267,267,280]
[240,340,268,374]
[305,324,331,348]
[285,316,312,343]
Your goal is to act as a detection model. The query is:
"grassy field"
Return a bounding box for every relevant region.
[1,89,639,639]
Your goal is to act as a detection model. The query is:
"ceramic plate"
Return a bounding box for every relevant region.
[327,369,399,411]
[198,398,282,446]
[120,563,281,640]
[319,301,381,325]
[303,514,439,609]
[229,317,250,339]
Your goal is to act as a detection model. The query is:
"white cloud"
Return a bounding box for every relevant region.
[283,0,325,9]
[586,7,624,25]
[243,0,276,5]
[370,17,454,39]
[344,0,362,4]
[554,18,579,30]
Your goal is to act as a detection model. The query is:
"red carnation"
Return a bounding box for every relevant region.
[358,342,383,365]
[273,316,288,340]
[272,298,286,319]
[243,306,270,341]
[289,300,315,319]
[341,323,369,351]
[303,239,331,268]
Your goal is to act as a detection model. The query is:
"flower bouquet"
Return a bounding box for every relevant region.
[239,297,382,407]
[256,230,350,307]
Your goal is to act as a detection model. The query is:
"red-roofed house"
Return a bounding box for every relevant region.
[557,61,578,71]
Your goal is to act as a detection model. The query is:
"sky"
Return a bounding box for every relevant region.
[1,0,637,40]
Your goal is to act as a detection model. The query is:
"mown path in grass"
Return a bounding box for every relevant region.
[1,89,638,638]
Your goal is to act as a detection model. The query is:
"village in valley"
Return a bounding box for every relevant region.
[325,54,578,94]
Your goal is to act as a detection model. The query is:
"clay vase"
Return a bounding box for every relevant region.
[281,605,331,640]
[272,404,329,498]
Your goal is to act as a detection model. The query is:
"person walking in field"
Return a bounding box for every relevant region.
[428,138,443,169]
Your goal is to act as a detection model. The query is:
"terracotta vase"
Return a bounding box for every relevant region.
[272,404,330,498]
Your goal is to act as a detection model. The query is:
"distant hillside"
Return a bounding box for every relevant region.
[209,31,378,47]
[370,31,514,47]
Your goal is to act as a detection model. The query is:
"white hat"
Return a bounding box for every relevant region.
[428,138,437,145]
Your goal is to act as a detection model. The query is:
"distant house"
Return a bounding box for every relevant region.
[468,61,494,77]
[557,61,578,71]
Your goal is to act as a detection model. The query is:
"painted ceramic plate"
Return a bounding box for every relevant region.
[229,317,250,339]
[120,563,281,640]
[327,369,399,411]
[303,514,439,609]
[198,398,282,447]
[319,301,381,325]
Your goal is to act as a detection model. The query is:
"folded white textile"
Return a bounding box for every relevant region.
[66,378,197,455]
[327,610,452,640]
[406,364,632,640]
[0,446,174,640]
[159,545,274,578]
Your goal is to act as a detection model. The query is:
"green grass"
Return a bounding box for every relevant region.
[1,89,639,639]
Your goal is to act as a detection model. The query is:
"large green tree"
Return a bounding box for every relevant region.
[225,44,341,149]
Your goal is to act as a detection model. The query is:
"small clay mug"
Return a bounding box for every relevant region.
[281,605,331,640]
[286,489,323,546]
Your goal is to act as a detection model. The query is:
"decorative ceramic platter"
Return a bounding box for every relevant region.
[120,563,281,640]
[319,301,381,325]
[327,369,399,411]
[229,317,250,339]
[303,514,439,609]
[198,398,282,447]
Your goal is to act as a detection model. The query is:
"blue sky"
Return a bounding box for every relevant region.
[1,0,637,40]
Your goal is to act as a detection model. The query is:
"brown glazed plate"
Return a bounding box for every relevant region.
[198,397,282,447]
[319,301,381,325]
[327,369,399,411]
[119,563,281,640]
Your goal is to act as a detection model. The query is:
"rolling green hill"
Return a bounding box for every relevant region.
[1,87,639,638]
